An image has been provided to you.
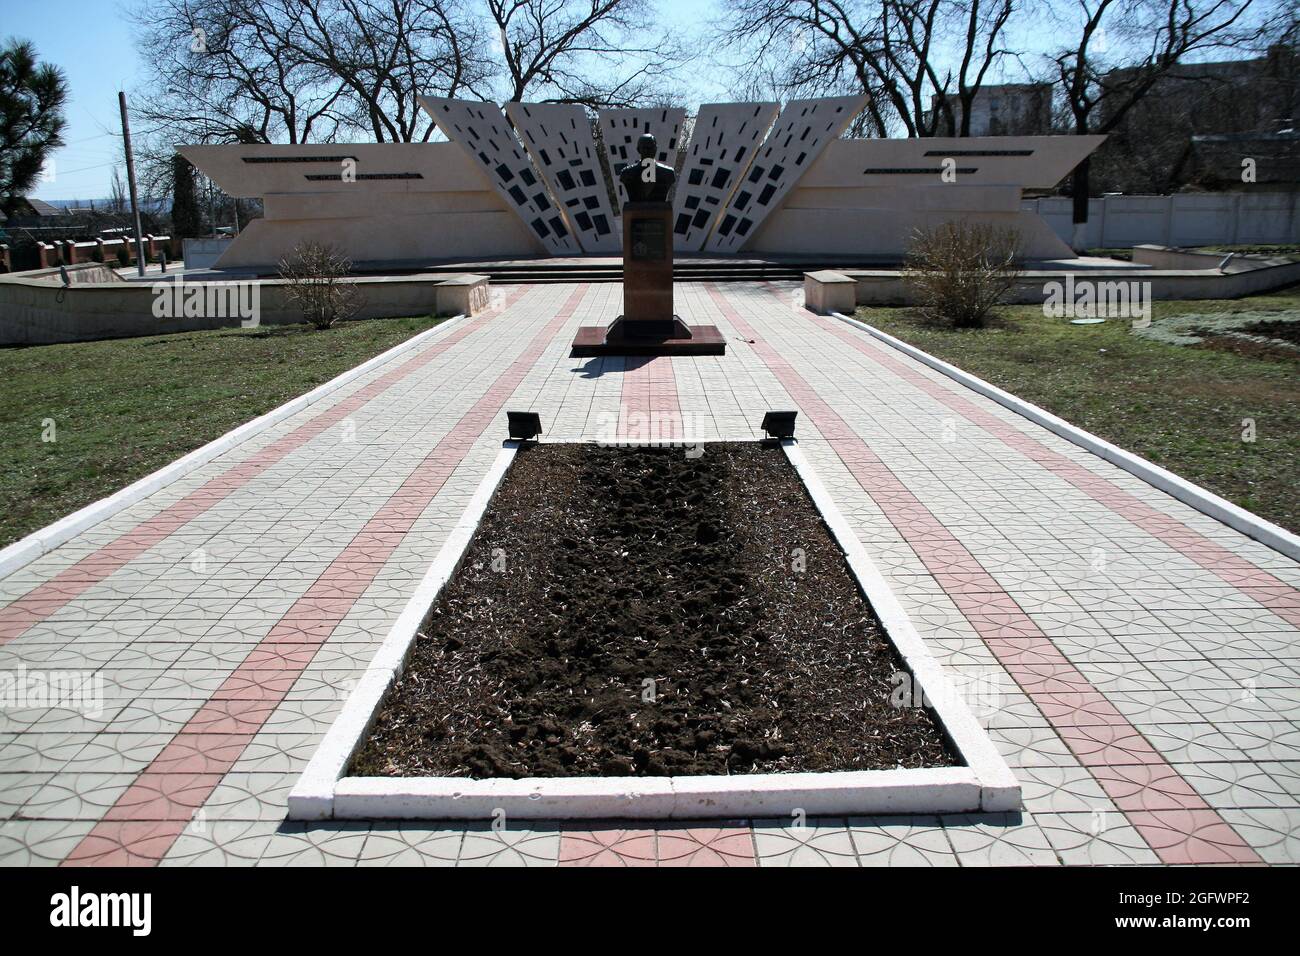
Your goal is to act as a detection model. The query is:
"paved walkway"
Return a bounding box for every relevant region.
[1,282,1296,866]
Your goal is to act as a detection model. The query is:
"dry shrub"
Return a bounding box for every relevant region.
[903,222,1022,328]
[277,242,357,329]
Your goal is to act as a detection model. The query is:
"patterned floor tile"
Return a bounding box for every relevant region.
[557,828,658,867]
[1,283,1298,868]
[752,818,858,867]
[940,812,1061,866]
[1173,761,1297,810]
[847,816,958,866]
[20,772,137,819]
[162,820,281,866]
[256,823,372,866]
[655,826,756,867]
[0,772,53,818]
[1035,811,1161,865]
[63,820,190,866]
[199,771,298,821]
[458,826,561,867]
[360,826,463,866]
[1124,808,1262,865]
[0,819,97,866]
[1216,808,1300,864]
[1015,766,1117,814]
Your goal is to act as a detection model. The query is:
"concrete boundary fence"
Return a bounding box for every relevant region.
[1025,192,1299,249]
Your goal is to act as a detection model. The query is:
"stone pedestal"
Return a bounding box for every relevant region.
[571,201,726,357]
[803,270,858,314]
[621,202,675,332]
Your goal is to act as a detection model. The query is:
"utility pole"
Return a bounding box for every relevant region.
[118,91,148,277]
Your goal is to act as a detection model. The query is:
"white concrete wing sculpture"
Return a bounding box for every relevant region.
[599,108,687,210]
[706,94,870,253]
[505,102,621,254]
[673,102,779,252]
[744,135,1108,259]
[176,142,545,269]
[419,96,581,256]
[179,96,1105,268]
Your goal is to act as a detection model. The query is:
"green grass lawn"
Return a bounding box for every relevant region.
[858,288,1300,534]
[0,316,447,549]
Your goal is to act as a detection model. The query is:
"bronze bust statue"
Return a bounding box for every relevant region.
[617,133,675,204]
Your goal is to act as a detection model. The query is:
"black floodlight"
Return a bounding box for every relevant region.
[761,410,798,440]
[507,410,543,441]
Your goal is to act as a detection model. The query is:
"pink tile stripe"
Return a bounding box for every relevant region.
[61,285,589,866]
[707,283,1260,865]
[0,290,530,647]
[792,300,1300,629]
[618,357,682,439]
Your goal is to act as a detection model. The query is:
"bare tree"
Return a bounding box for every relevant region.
[488,0,686,107]
[133,0,493,147]
[135,0,343,146]
[1049,0,1272,247]
[107,167,129,214]
[714,0,1017,137]
[903,221,1022,328]
[278,241,358,329]
[294,0,494,141]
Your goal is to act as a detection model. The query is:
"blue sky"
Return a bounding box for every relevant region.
[4,2,144,201]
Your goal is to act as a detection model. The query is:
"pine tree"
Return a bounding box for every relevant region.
[0,39,68,218]
[170,155,201,238]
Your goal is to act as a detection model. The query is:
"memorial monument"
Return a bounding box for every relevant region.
[182,97,1104,270]
[571,134,726,356]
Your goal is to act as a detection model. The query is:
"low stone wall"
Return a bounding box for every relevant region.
[19,261,127,286]
[1128,244,1295,272]
[0,270,490,346]
[835,254,1300,306]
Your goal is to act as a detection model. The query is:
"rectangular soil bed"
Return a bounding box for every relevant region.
[352,443,956,778]
[291,440,1018,819]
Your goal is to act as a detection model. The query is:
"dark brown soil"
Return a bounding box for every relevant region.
[351,443,957,778]
[1236,319,1300,347]
[1195,320,1300,362]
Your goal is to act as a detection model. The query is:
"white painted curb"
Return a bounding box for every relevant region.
[288,441,521,820]
[831,311,1300,564]
[782,440,1020,813]
[290,440,1019,821]
[332,767,982,820]
[0,312,472,581]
